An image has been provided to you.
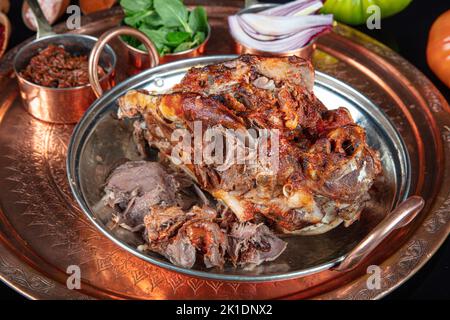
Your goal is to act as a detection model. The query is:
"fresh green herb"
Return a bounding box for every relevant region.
[154,0,191,32]
[139,27,169,52]
[188,7,208,35]
[121,0,209,56]
[166,31,192,46]
[120,0,153,15]
[193,31,206,45]
[124,10,155,27]
[174,42,193,53]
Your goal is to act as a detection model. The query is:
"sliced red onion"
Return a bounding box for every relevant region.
[237,17,273,41]
[229,15,331,53]
[240,13,333,37]
[237,16,295,41]
[229,0,333,53]
[262,0,323,16]
[287,26,331,51]
[287,2,323,17]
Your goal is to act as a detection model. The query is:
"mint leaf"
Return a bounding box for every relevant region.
[161,46,171,56]
[124,10,155,27]
[121,0,208,56]
[174,42,192,53]
[192,31,205,46]
[143,12,164,27]
[139,27,169,53]
[121,35,141,48]
[166,31,191,47]
[188,7,208,33]
[153,0,191,33]
[120,0,152,14]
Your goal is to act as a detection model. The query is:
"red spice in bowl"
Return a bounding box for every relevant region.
[20,44,105,88]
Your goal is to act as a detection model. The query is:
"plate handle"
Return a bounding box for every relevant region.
[88,26,159,98]
[333,196,425,272]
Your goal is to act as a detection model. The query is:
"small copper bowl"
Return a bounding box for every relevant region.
[118,25,211,75]
[233,3,318,60]
[235,41,317,60]
[13,34,116,124]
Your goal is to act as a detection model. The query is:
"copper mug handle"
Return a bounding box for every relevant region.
[88,26,159,98]
[333,195,425,272]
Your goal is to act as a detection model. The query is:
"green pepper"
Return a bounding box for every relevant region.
[321,0,412,25]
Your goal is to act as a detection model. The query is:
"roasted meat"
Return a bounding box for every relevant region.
[143,205,228,268]
[141,204,287,269]
[104,159,287,269]
[228,222,287,268]
[104,161,196,229]
[117,55,381,236]
[171,55,322,134]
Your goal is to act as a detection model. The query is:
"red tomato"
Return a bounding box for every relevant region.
[427,10,450,89]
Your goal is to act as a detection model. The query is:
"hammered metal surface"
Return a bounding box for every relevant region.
[0,3,448,299]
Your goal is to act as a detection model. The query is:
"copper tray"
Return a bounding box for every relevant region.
[0,2,449,299]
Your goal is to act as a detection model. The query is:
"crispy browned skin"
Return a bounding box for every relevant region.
[173,55,323,135]
[118,55,381,234]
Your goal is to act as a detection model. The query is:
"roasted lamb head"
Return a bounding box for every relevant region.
[117,55,381,235]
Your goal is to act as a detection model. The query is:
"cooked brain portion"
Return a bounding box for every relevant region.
[104,161,196,229]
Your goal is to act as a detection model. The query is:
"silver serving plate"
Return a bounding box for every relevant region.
[67,55,410,281]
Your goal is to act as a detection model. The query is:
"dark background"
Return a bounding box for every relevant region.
[0,0,448,300]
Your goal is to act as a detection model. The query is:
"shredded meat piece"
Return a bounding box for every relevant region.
[144,205,227,269]
[144,205,216,243]
[144,206,189,243]
[177,220,228,268]
[228,222,287,267]
[104,160,285,269]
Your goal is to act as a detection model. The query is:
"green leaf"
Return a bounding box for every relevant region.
[140,43,171,56]
[153,0,191,33]
[192,31,205,46]
[124,10,155,27]
[166,31,191,46]
[120,0,208,56]
[174,42,193,53]
[139,27,169,53]
[160,46,172,56]
[188,6,208,33]
[120,0,152,14]
[143,12,164,27]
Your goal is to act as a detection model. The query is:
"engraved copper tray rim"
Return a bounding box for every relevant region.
[313,25,450,300]
[0,4,448,300]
